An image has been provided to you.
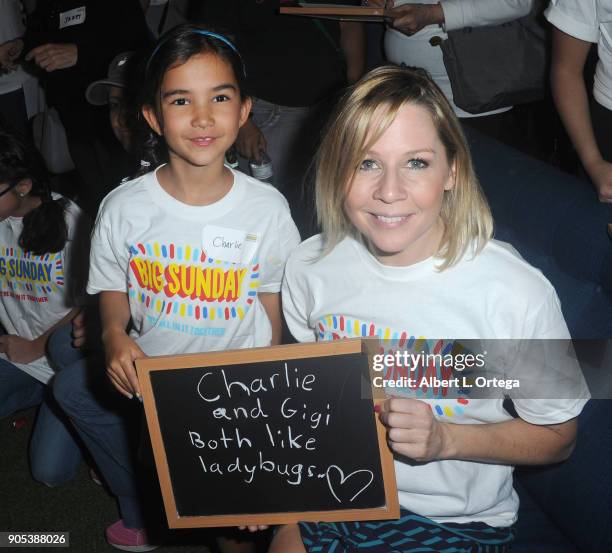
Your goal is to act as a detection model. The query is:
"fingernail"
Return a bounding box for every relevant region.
[374,404,380,413]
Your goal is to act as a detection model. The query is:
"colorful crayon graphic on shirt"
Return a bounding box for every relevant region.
[0,247,63,303]
[316,314,471,418]
[127,242,260,331]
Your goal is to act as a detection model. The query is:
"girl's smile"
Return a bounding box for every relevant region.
[344,103,455,267]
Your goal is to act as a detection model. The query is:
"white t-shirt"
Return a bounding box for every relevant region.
[384,0,533,118]
[88,168,300,356]
[282,235,589,527]
[0,198,86,383]
[545,0,612,111]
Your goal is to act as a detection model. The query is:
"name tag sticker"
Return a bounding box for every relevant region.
[59,7,86,29]
[202,226,259,264]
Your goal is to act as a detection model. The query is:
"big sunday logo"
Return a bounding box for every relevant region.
[0,247,64,303]
[128,242,260,328]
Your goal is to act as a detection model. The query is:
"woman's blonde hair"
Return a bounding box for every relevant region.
[316,65,493,270]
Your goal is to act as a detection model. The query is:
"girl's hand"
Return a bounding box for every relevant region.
[0,334,45,364]
[586,158,612,203]
[102,329,146,399]
[379,397,451,462]
[235,119,267,162]
[238,525,269,532]
[25,43,78,72]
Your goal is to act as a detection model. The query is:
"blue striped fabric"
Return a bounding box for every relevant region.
[300,511,515,553]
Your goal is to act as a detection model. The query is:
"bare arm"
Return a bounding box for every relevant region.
[550,27,612,202]
[100,290,146,399]
[269,523,306,553]
[339,21,366,84]
[381,398,577,465]
[259,292,282,346]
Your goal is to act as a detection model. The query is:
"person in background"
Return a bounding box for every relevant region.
[15,0,151,215]
[546,0,612,203]
[84,51,148,183]
[0,128,88,489]
[0,0,43,137]
[199,0,365,231]
[368,0,534,149]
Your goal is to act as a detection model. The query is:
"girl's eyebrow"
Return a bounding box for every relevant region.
[212,83,238,92]
[162,83,237,99]
[163,89,189,99]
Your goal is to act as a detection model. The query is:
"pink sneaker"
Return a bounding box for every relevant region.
[105,520,158,552]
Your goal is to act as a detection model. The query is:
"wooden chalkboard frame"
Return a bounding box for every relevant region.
[136,339,399,528]
[279,6,386,22]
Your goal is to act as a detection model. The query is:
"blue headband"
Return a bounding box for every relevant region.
[146,29,246,76]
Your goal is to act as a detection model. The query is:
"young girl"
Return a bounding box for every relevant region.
[278,66,589,552]
[0,128,86,487]
[53,25,300,552]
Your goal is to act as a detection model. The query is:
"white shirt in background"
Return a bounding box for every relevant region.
[545,0,612,111]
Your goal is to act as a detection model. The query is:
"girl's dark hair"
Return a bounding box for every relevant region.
[135,24,248,173]
[0,129,67,255]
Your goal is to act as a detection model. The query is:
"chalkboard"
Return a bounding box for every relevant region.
[136,339,398,528]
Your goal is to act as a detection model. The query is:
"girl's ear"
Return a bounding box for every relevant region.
[142,104,162,136]
[444,159,457,191]
[15,178,33,196]
[238,97,252,129]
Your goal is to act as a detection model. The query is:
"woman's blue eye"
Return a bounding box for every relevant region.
[407,158,428,169]
[359,159,379,171]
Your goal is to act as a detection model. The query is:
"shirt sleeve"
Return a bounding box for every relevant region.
[544,0,599,43]
[507,287,590,425]
[442,0,533,32]
[87,199,130,295]
[0,0,25,43]
[257,207,301,294]
[281,251,318,343]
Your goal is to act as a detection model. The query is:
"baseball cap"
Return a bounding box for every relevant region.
[85,52,133,106]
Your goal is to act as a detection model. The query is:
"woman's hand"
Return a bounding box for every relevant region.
[25,43,78,72]
[379,397,451,462]
[0,334,45,364]
[102,328,146,399]
[385,2,445,36]
[235,118,267,162]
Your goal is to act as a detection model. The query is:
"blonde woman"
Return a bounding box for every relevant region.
[275,66,588,552]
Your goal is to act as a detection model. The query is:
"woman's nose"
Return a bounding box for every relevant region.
[373,170,407,203]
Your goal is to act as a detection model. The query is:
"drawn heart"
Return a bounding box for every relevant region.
[326,465,374,503]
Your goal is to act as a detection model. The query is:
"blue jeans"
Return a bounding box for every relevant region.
[50,324,151,528]
[0,325,83,486]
